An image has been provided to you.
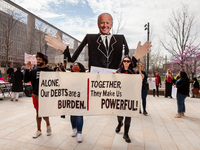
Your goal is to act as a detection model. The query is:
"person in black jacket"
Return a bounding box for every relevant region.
[45,13,152,71]
[24,52,53,139]
[174,71,189,118]
[192,77,199,98]
[10,67,23,101]
[136,63,148,116]
[7,65,14,78]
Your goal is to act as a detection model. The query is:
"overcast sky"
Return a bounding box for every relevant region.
[4,0,200,56]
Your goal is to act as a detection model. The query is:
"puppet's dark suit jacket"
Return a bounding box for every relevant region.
[66,34,136,70]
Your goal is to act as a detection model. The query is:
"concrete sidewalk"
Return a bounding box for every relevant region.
[0,94,200,150]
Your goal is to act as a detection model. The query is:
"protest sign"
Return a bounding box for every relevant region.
[147,77,156,89]
[24,53,37,65]
[171,86,177,99]
[39,72,142,117]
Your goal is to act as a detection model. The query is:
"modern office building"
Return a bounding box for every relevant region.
[0,0,88,69]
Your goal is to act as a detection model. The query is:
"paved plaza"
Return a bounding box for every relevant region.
[0,94,200,150]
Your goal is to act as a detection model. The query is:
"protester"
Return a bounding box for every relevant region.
[7,65,14,78]
[192,77,199,98]
[45,13,152,71]
[53,64,58,71]
[136,63,148,116]
[58,62,65,72]
[174,71,189,118]
[173,68,184,84]
[115,55,143,143]
[24,52,53,138]
[165,69,173,98]
[10,67,23,101]
[56,63,66,119]
[153,71,162,97]
[70,62,85,143]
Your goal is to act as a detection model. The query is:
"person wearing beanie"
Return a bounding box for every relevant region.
[24,52,53,139]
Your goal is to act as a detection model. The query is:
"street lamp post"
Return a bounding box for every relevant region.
[144,22,150,77]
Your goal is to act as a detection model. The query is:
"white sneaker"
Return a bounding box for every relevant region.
[46,125,51,136]
[71,128,77,137]
[77,133,82,143]
[32,130,41,139]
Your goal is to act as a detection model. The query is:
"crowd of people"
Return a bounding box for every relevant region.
[5,54,200,142]
[3,12,200,145]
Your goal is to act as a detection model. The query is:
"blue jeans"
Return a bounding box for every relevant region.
[142,89,148,112]
[70,116,83,133]
[177,93,187,113]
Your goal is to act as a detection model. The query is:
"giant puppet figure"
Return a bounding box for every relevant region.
[45,13,152,70]
[45,13,152,143]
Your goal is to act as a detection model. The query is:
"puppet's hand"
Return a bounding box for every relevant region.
[45,33,67,51]
[133,41,152,60]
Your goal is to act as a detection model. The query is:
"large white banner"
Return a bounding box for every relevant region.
[39,72,142,117]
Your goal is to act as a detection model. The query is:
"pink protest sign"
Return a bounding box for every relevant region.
[24,53,37,65]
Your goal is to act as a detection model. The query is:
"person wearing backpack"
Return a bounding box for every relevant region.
[10,67,23,101]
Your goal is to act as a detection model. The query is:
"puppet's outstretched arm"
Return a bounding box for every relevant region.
[45,33,67,51]
[133,41,152,60]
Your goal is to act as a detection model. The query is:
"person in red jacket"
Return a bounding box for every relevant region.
[153,71,162,97]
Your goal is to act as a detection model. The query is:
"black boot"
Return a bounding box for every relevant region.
[123,125,131,143]
[143,111,148,116]
[115,121,123,133]
[60,115,65,118]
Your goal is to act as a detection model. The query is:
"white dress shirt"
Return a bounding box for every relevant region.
[100,34,112,50]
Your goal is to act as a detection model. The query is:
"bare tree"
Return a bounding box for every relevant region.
[34,20,56,54]
[34,21,48,53]
[112,12,126,34]
[0,6,24,74]
[25,20,49,54]
[160,4,198,57]
[0,38,3,51]
[149,51,165,75]
[25,37,35,54]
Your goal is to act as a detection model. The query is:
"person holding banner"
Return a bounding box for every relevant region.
[70,62,86,143]
[24,52,53,139]
[115,55,142,143]
[45,13,152,71]
[136,63,148,116]
[174,71,189,118]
